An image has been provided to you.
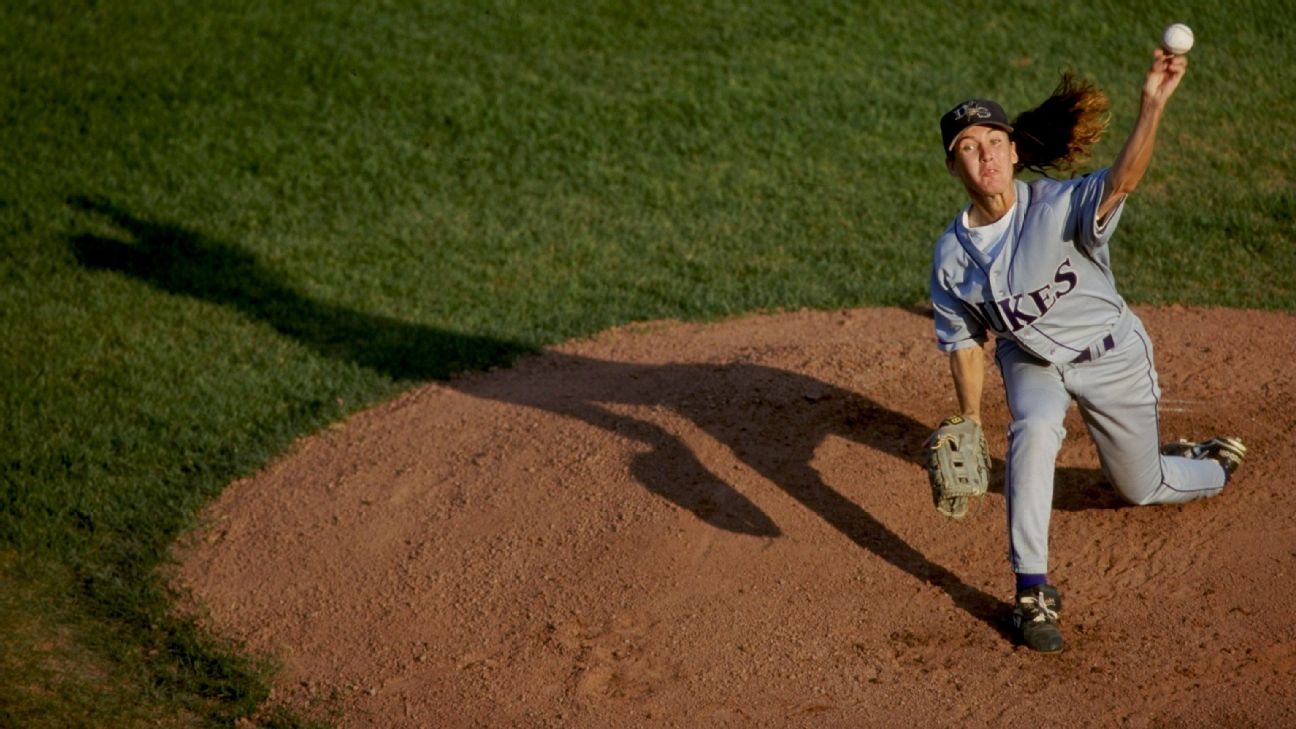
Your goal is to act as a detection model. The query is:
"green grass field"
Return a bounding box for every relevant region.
[3,0,1293,725]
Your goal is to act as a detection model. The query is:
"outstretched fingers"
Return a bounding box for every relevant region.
[1144,48,1188,104]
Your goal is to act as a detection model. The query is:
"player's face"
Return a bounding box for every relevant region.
[946,126,1018,197]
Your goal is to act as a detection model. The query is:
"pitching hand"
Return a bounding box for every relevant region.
[1143,48,1188,108]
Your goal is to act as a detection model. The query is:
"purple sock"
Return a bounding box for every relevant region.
[1016,573,1048,592]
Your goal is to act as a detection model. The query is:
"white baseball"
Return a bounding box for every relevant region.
[1162,23,1194,55]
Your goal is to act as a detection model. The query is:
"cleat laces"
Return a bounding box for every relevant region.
[1021,591,1059,623]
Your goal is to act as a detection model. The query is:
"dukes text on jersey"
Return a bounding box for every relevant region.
[970,258,1078,334]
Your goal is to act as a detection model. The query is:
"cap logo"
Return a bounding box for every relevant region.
[940,98,1010,152]
[953,102,994,122]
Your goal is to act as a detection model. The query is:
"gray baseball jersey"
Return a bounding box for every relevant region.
[929,170,1227,577]
[931,171,1132,364]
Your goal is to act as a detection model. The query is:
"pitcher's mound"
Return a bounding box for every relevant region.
[174,306,1296,728]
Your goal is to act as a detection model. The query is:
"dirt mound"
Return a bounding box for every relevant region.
[174,306,1296,728]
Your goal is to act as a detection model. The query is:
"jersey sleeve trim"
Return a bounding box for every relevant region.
[1078,168,1126,251]
[936,334,987,353]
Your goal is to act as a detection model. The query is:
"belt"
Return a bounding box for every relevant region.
[1071,334,1116,364]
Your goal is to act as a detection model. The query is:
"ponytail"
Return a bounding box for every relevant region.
[1012,73,1110,175]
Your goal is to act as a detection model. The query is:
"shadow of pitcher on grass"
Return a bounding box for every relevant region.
[67,194,529,381]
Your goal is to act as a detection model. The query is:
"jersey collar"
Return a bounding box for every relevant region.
[954,179,1031,281]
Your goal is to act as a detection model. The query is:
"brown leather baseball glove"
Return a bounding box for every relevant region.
[924,415,990,519]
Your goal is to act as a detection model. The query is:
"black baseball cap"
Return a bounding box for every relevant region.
[940,99,1013,152]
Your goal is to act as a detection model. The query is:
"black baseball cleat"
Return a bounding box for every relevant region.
[1161,436,1247,482]
[1159,439,1196,458]
[1013,584,1063,654]
[1197,437,1247,481]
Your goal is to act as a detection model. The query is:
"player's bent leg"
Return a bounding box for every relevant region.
[1081,403,1221,505]
[1074,323,1226,505]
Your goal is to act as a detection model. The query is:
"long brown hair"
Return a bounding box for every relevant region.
[1012,72,1110,175]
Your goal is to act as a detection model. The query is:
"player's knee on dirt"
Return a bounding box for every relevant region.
[1109,454,1221,507]
[1112,479,1165,506]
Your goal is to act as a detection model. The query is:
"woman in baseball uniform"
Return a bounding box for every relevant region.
[929,48,1246,653]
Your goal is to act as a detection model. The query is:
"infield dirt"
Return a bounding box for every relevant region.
[174,306,1296,728]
